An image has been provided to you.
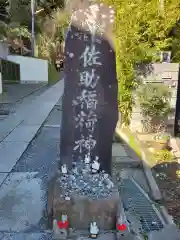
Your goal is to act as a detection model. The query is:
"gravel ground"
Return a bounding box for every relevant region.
[58,161,115,200]
[152,162,180,226]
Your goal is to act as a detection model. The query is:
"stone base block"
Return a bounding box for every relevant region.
[54,231,116,240]
[74,232,116,240]
[53,180,119,230]
[48,172,120,231]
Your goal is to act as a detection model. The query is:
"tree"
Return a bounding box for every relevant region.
[0,0,9,22]
[101,0,180,125]
[0,0,9,40]
[170,21,180,62]
[37,8,68,62]
[37,0,64,10]
[9,0,34,29]
[8,0,64,31]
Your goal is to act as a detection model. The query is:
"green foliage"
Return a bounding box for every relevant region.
[0,20,8,40]
[9,0,32,26]
[137,83,172,119]
[8,26,31,38]
[37,34,54,61]
[37,9,68,63]
[143,234,148,240]
[37,0,64,9]
[0,21,30,42]
[101,0,180,125]
[0,0,9,22]
[50,9,69,42]
[48,62,59,84]
[8,0,64,33]
[156,134,170,141]
[171,21,180,62]
[0,0,9,40]
[154,150,173,164]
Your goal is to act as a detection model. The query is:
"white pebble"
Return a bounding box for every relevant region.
[65,196,70,201]
[69,53,74,58]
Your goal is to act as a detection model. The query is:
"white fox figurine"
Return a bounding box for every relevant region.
[85,153,91,164]
[90,222,99,239]
[91,157,100,174]
[61,164,68,174]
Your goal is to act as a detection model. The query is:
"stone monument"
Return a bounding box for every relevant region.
[48,1,120,238]
[60,0,118,174]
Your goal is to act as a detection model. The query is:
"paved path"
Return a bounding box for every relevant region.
[0,80,64,187]
[0,83,48,104]
[0,84,50,121]
[0,97,64,238]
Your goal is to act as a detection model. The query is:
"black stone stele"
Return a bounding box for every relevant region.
[60,3,118,175]
[174,67,180,136]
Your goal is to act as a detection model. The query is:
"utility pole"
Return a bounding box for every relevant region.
[31,0,35,57]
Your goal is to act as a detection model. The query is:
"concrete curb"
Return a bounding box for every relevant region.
[141,157,162,201]
[159,206,174,225]
[113,157,142,166]
[115,127,162,202]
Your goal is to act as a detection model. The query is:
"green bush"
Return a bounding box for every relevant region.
[137,83,172,119]
[101,0,179,126]
[155,134,170,141]
[154,150,173,164]
[48,63,59,84]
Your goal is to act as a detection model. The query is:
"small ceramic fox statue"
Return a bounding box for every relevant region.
[84,153,91,164]
[91,157,100,174]
[90,222,99,239]
[61,164,68,174]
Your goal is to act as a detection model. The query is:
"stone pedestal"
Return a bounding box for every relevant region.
[52,182,119,230]
[48,162,120,231]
